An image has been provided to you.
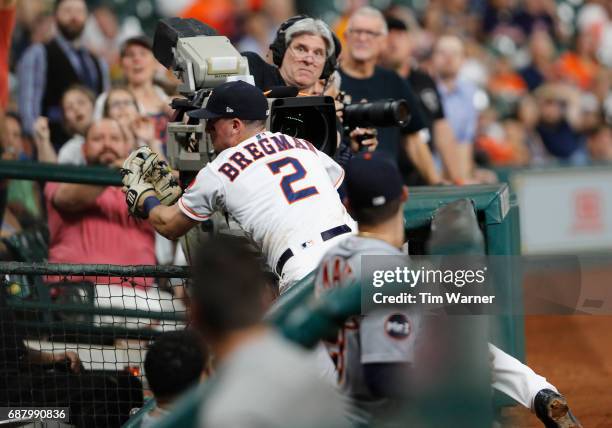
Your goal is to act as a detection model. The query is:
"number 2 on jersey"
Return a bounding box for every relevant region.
[267,157,319,204]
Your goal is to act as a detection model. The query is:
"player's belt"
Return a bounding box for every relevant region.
[275,224,352,276]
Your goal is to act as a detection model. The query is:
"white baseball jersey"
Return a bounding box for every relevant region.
[314,235,421,419]
[179,131,355,281]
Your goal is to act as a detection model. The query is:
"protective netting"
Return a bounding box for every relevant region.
[0,262,189,427]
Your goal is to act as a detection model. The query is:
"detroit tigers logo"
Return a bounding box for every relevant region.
[384,313,411,340]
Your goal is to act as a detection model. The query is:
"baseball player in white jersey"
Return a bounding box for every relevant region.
[121,80,355,290]
[314,152,582,428]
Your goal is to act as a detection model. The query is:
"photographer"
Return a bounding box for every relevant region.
[243,16,334,95]
[244,16,378,162]
[339,7,442,185]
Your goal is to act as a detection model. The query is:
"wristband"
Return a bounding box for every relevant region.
[143,196,161,218]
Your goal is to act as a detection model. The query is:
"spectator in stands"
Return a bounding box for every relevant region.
[480,0,523,41]
[119,36,170,142]
[519,29,558,91]
[486,46,527,104]
[586,122,612,162]
[17,0,109,149]
[191,235,349,428]
[534,83,587,163]
[102,86,164,156]
[339,7,441,185]
[512,0,559,40]
[82,4,143,81]
[0,285,143,427]
[379,16,463,184]
[140,330,208,428]
[0,0,15,111]
[45,117,183,329]
[556,22,601,91]
[93,37,170,143]
[432,35,479,180]
[236,11,275,58]
[57,84,95,165]
[504,95,550,165]
[101,85,180,267]
[0,112,55,237]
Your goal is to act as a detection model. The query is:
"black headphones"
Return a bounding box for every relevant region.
[269,15,341,81]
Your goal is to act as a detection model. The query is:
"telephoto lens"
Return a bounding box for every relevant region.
[343,99,410,129]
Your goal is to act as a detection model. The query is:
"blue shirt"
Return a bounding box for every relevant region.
[437,79,478,145]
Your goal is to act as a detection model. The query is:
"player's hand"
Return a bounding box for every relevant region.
[54,351,82,373]
[349,127,378,153]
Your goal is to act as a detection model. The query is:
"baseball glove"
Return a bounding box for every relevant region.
[121,147,182,207]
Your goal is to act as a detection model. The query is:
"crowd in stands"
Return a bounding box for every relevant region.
[0,0,608,426]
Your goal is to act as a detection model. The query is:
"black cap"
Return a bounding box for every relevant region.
[188,81,269,121]
[345,152,404,209]
[120,35,153,57]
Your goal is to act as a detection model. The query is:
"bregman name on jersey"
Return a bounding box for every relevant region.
[217,134,319,182]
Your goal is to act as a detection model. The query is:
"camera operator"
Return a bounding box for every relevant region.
[339,7,442,185]
[243,16,334,95]
[243,16,378,163]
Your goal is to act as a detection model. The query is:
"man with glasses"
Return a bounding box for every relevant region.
[340,7,441,185]
[243,16,336,95]
[243,16,378,162]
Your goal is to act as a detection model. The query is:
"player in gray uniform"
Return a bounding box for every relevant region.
[315,152,582,428]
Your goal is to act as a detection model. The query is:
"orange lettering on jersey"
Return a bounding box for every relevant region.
[218,163,240,182]
[244,142,264,160]
[270,134,294,151]
[322,264,331,289]
[229,152,253,170]
[321,257,354,289]
[333,258,343,284]
[258,138,276,155]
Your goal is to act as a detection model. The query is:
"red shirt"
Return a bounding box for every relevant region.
[45,183,156,286]
[0,7,16,109]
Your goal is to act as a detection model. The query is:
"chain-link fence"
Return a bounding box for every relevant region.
[0,262,188,427]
